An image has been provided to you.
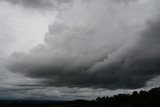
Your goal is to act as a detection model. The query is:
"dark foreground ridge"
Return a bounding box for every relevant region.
[0,87,160,107]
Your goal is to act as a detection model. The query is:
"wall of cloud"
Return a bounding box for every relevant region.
[4,0,160,89]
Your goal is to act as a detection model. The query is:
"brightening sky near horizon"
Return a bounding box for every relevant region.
[0,0,160,100]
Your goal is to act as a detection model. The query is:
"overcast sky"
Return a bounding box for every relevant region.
[0,0,160,100]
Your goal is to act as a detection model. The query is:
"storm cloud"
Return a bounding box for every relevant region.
[5,0,160,89]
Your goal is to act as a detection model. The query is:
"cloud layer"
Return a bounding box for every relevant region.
[5,0,160,89]
[1,0,73,11]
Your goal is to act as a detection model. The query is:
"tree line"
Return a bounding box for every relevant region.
[0,87,160,107]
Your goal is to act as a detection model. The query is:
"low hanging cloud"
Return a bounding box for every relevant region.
[5,0,160,89]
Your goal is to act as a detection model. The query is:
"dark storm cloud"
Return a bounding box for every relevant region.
[5,0,160,89]
[6,20,160,89]
[1,0,73,11]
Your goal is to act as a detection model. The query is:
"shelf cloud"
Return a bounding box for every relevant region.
[3,0,160,90]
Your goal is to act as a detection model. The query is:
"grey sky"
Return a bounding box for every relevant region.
[0,0,160,100]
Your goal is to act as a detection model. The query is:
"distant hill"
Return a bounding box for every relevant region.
[0,87,160,107]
